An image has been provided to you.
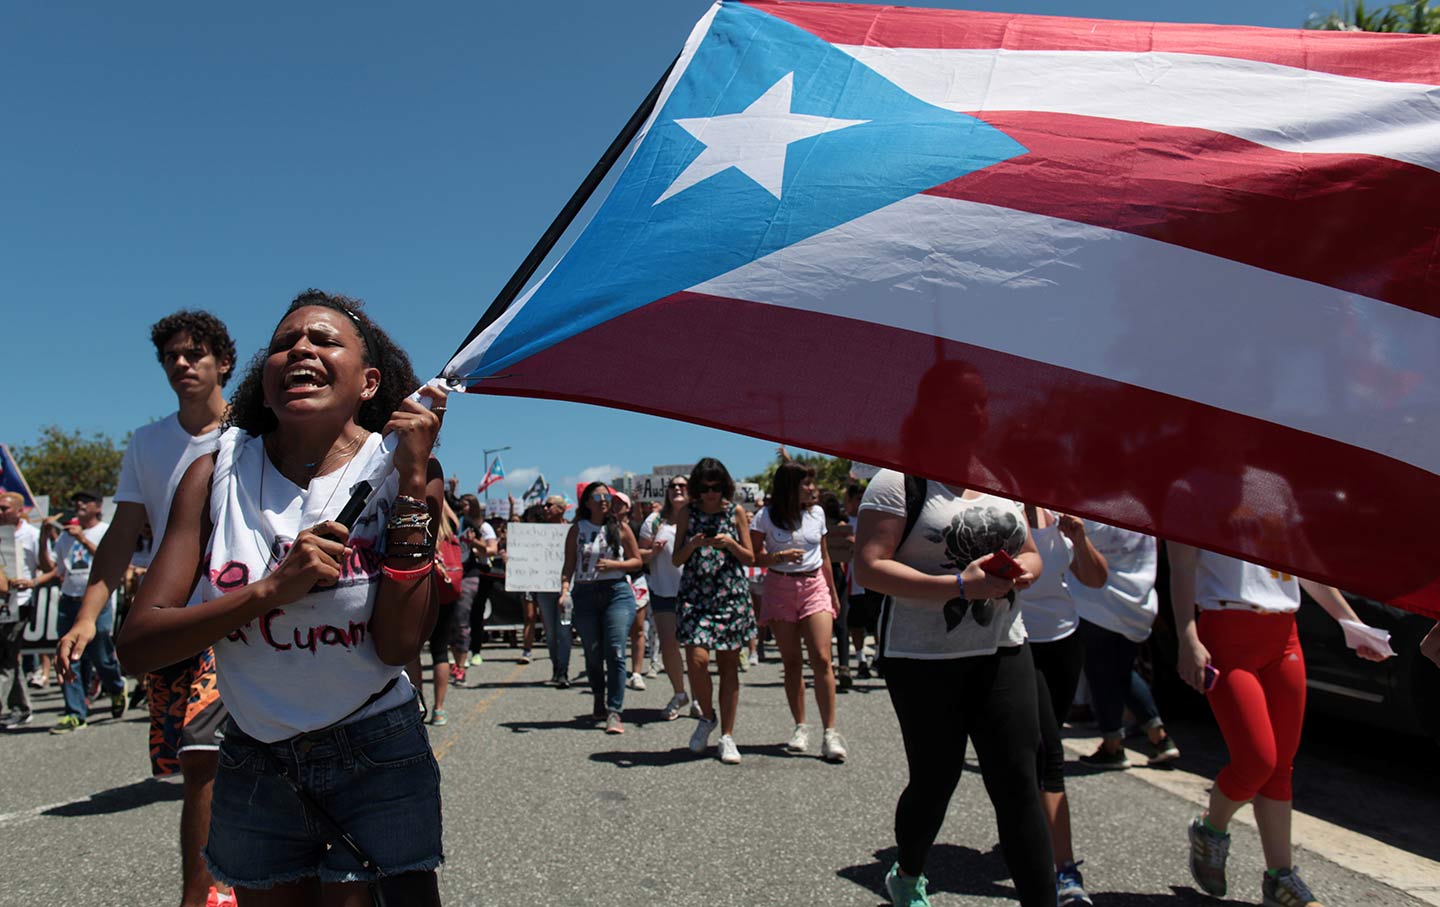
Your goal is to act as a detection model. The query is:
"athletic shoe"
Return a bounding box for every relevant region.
[87,674,101,700]
[747,650,759,667]
[687,700,704,719]
[857,660,872,680]
[1262,866,1323,907]
[206,887,238,907]
[884,863,932,907]
[110,689,127,719]
[821,728,849,763]
[689,717,717,753]
[27,670,44,689]
[645,661,661,679]
[50,715,87,735]
[786,724,811,753]
[1148,734,1181,765]
[837,669,854,691]
[1079,745,1129,769]
[556,676,571,690]
[605,711,625,734]
[737,654,749,673]
[1056,861,1093,906]
[626,672,647,691]
[430,708,449,727]
[468,653,483,667]
[1,709,33,728]
[662,691,691,721]
[717,734,741,764]
[449,664,467,686]
[1188,816,1231,897]
[518,651,532,665]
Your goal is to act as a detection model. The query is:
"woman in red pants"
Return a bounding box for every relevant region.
[1169,546,1390,907]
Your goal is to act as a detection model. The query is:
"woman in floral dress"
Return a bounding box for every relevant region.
[673,457,755,764]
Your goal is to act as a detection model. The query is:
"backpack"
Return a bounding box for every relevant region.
[434,535,464,605]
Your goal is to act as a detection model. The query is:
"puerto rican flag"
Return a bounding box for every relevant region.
[478,456,506,495]
[445,1,1440,617]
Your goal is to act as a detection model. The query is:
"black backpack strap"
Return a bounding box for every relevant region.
[899,474,927,548]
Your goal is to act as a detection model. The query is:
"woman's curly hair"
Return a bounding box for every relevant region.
[227,289,420,436]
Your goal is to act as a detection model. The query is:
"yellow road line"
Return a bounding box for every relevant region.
[432,661,529,762]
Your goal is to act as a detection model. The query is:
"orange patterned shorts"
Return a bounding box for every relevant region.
[147,647,226,777]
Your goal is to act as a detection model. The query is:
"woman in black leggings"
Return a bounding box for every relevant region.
[855,468,1055,907]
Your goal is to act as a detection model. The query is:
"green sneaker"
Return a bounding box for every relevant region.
[430,708,449,727]
[50,714,88,735]
[884,863,932,907]
[468,653,483,667]
[1188,816,1231,897]
[110,690,128,719]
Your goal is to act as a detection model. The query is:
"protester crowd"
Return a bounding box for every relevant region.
[2,298,1434,907]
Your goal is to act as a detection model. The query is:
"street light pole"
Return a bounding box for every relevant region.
[481,445,512,508]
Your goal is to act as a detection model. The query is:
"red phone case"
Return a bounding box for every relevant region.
[980,549,1024,580]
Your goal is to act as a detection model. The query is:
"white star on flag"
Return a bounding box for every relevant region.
[655,72,869,205]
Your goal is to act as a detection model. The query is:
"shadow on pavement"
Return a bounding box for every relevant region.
[43,778,183,818]
[589,747,697,768]
[498,716,597,733]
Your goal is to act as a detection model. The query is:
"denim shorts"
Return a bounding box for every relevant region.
[204,696,444,888]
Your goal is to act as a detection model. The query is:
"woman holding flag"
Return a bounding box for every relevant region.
[117,290,447,905]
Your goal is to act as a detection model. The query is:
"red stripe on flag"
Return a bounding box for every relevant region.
[468,291,1440,618]
[920,111,1440,318]
[747,0,1440,86]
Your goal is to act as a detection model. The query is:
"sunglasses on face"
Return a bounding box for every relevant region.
[696,483,722,493]
[591,493,611,504]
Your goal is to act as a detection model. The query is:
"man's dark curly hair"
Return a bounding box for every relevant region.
[150,310,237,387]
[227,289,421,436]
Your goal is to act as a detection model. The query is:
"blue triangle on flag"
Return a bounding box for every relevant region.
[475,1,1026,377]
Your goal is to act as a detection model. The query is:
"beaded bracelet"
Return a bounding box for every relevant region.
[387,542,435,558]
[387,512,433,530]
[382,562,432,582]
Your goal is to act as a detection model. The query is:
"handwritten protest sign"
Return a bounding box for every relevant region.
[505,523,569,592]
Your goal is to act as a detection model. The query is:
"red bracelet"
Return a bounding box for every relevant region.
[381,562,432,582]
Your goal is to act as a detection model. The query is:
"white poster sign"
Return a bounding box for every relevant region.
[734,482,762,505]
[504,523,570,593]
[629,474,672,503]
[0,524,16,623]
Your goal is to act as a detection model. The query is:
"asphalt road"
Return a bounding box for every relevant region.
[3,646,1435,907]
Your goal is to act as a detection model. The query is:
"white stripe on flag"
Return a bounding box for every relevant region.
[838,45,1440,172]
[693,193,1440,474]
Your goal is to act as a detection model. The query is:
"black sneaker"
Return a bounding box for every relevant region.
[110,690,127,720]
[1148,734,1181,765]
[557,676,571,690]
[857,661,872,680]
[1078,744,1129,769]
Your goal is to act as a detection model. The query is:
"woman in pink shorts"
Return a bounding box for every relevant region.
[750,462,848,763]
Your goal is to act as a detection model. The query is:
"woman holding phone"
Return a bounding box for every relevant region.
[672,458,755,764]
[116,290,446,905]
[854,468,1052,907]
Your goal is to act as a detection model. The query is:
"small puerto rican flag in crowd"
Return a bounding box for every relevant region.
[478,456,506,495]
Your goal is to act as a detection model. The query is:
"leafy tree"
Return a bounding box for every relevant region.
[745,446,855,500]
[14,425,127,509]
[1307,0,1439,32]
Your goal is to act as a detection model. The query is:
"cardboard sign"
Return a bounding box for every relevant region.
[629,474,673,504]
[734,482,762,505]
[504,523,570,592]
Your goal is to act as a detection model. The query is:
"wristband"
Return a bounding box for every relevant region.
[954,573,966,600]
[382,562,432,582]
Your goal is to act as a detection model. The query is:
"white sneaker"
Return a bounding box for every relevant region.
[785,723,811,753]
[821,728,849,763]
[689,717,717,754]
[718,734,741,764]
[626,672,646,691]
[518,651,532,665]
[688,700,704,719]
[646,661,661,678]
[662,691,691,721]
[747,651,759,667]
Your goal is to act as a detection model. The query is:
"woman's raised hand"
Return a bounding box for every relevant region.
[384,384,448,491]
[263,522,351,606]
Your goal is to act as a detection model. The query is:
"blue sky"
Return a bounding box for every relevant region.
[1,0,1330,500]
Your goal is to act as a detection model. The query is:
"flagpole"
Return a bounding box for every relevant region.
[447,55,679,362]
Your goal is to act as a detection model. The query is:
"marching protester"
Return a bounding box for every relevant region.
[0,492,47,729]
[819,490,855,691]
[534,495,573,687]
[639,476,697,719]
[844,483,884,681]
[423,501,465,726]
[561,482,641,733]
[450,493,495,683]
[1169,545,1390,907]
[116,290,448,904]
[750,462,847,762]
[39,489,126,732]
[1016,506,1108,906]
[673,458,755,764]
[1070,522,1181,768]
[854,468,1054,907]
[51,310,237,907]
[610,491,651,692]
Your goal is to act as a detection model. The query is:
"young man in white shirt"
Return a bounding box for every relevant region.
[53,310,236,907]
[39,488,124,731]
[0,492,50,727]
